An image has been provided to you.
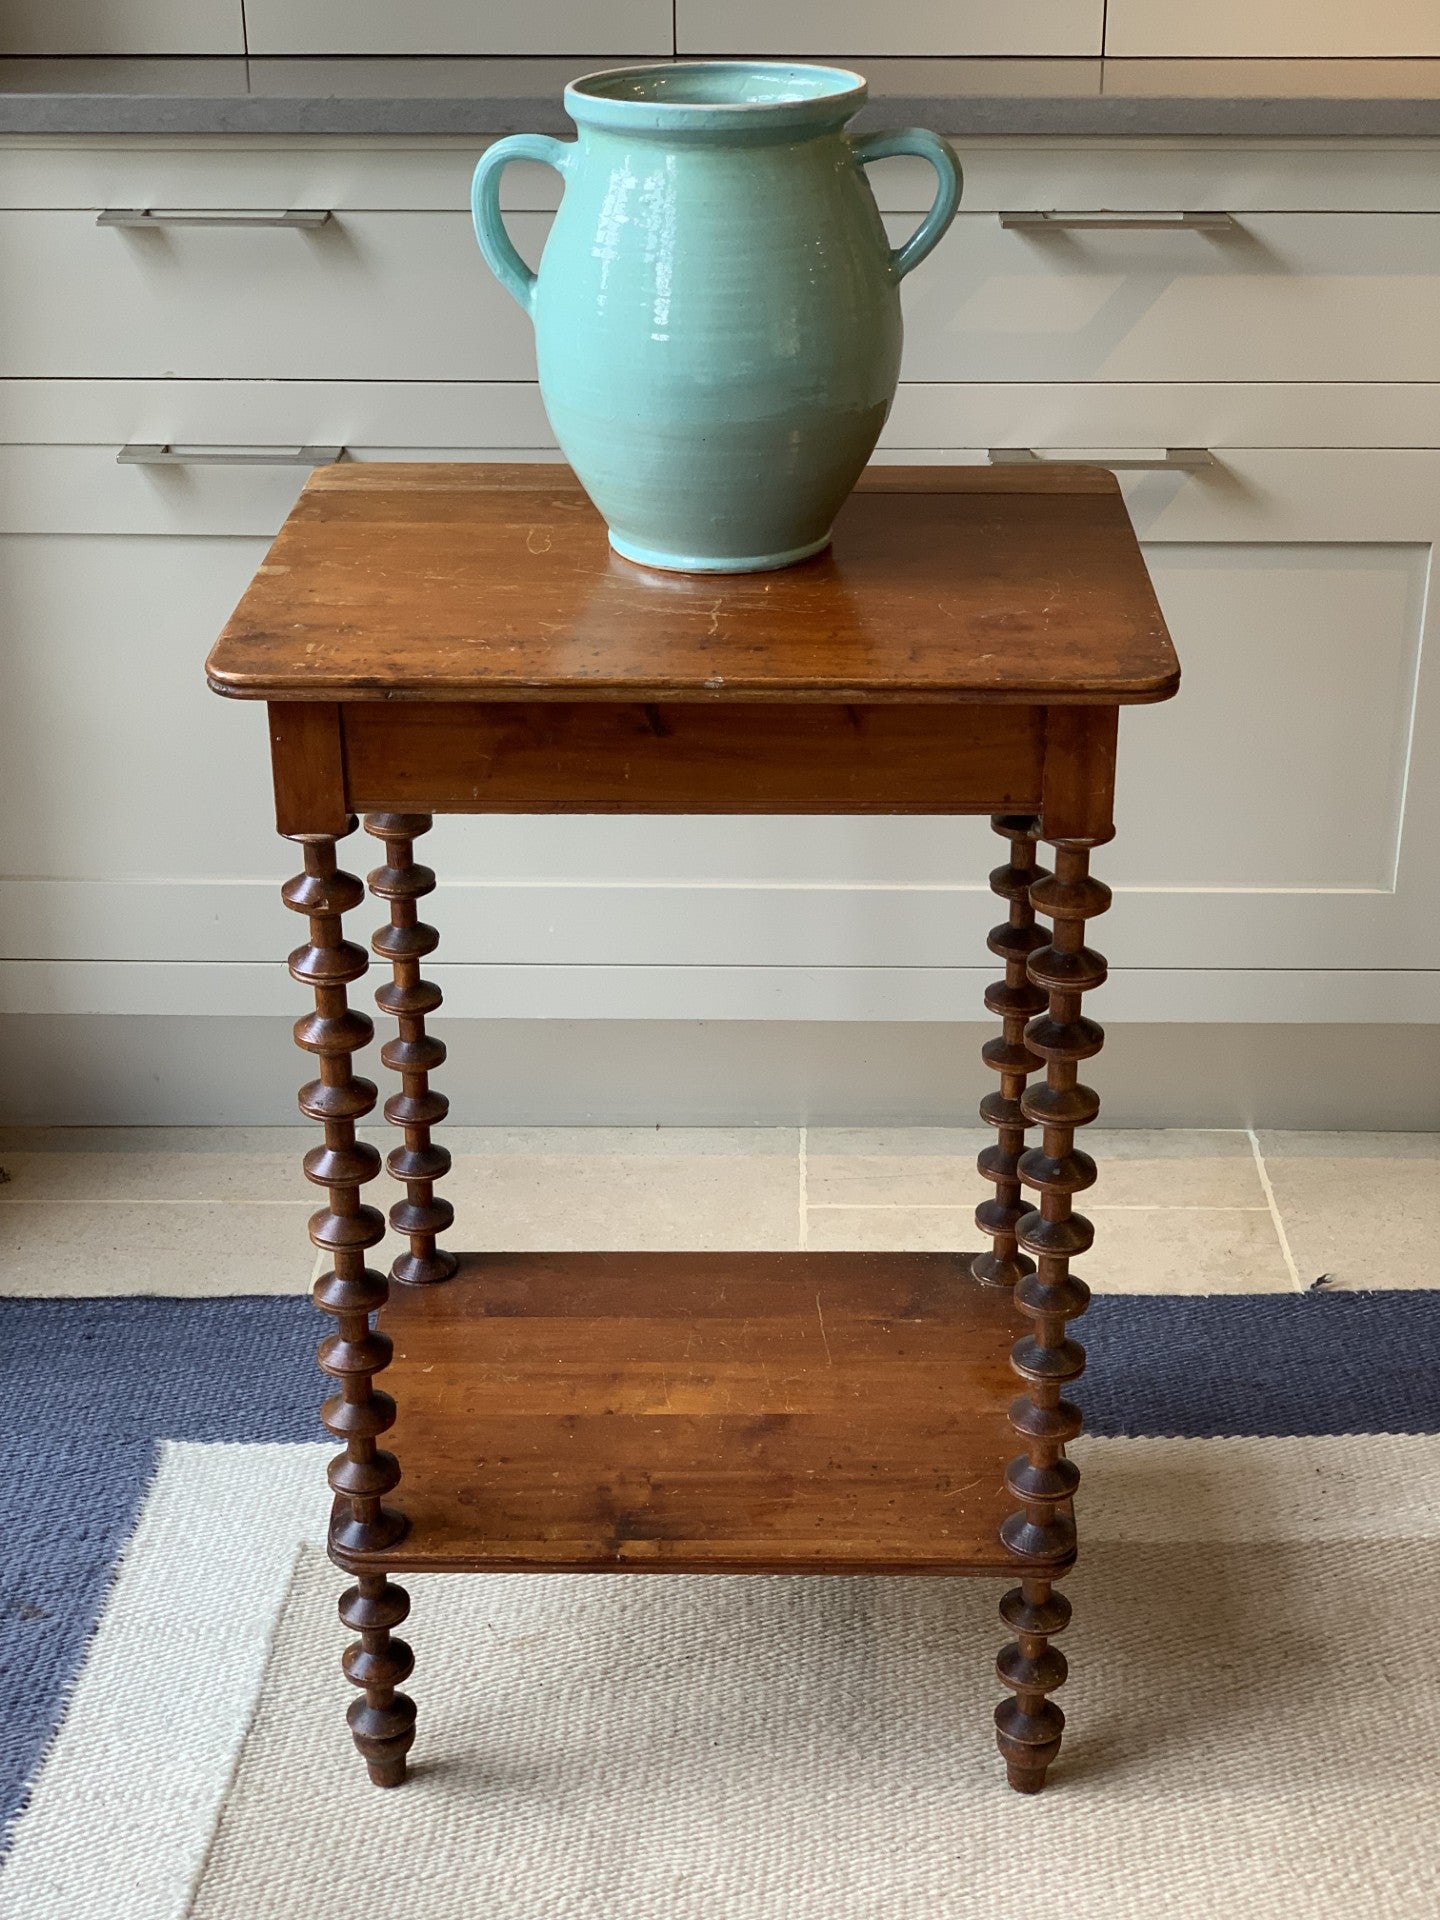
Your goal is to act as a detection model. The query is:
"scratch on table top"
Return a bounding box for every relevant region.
[815,1292,833,1367]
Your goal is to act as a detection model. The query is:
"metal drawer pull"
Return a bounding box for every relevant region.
[98,208,332,229]
[118,443,344,467]
[998,210,1236,232]
[989,447,1215,472]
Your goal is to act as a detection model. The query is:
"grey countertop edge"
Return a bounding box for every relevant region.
[5,94,1440,139]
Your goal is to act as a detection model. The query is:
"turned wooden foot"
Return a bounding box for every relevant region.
[995,1578,1071,1791]
[341,1575,418,1787]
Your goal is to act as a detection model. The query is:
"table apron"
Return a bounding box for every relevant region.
[276,700,1057,821]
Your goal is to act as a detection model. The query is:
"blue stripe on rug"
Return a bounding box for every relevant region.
[2,1287,1437,1843]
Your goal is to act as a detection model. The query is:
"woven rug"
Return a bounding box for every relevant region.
[1,1294,1438,1918]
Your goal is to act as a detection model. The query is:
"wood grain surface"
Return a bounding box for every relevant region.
[209,463,1179,706]
[329,1249,1041,1579]
[343,700,1047,814]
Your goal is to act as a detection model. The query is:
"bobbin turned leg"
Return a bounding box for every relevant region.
[364,813,457,1287]
[994,833,1110,1793]
[283,821,417,1787]
[340,1574,417,1788]
[973,815,1050,1289]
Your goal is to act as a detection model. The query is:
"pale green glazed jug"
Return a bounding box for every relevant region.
[471,63,961,572]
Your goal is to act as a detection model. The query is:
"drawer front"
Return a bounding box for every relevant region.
[883,381,1440,451]
[13,205,1440,384]
[0,379,558,535]
[898,211,1440,383]
[244,0,672,55]
[0,209,538,380]
[0,0,241,53]
[0,443,561,539]
[1106,0,1440,58]
[676,0,1102,56]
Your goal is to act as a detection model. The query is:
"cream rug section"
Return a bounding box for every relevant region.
[0,1444,329,1920]
[194,1461,1435,1919]
[3,1437,1436,1920]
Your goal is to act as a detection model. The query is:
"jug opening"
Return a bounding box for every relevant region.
[565,62,866,135]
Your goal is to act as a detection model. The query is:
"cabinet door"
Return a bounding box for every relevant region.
[853,444,1439,1016]
[0,533,278,891]
[1106,0,1440,56]
[0,0,242,53]
[244,0,672,55]
[678,0,1102,55]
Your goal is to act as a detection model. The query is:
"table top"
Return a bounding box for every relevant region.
[207,463,1178,707]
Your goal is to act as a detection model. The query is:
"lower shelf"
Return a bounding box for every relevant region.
[330,1250,1050,1579]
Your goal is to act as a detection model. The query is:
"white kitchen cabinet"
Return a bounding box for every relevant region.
[676,0,1102,56]
[0,0,242,53]
[243,0,672,55]
[1106,0,1440,58]
[4,132,1439,1056]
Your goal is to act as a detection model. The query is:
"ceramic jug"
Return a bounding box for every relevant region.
[471,63,961,572]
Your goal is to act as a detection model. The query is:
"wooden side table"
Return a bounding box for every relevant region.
[207,463,1179,1795]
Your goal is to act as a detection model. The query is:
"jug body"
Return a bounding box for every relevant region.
[473,64,961,572]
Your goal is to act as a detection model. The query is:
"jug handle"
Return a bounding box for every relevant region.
[471,134,571,315]
[851,129,962,281]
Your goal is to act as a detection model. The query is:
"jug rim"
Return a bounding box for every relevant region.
[564,61,868,135]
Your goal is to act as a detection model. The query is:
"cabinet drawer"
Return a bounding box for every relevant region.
[898,211,1440,383]
[882,382,1440,452]
[676,0,1101,56]
[244,0,671,54]
[0,0,241,53]
[1106,0,1440,57]
[0,444,558,539]
[0,208,538,380]
[0,381,560,535]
